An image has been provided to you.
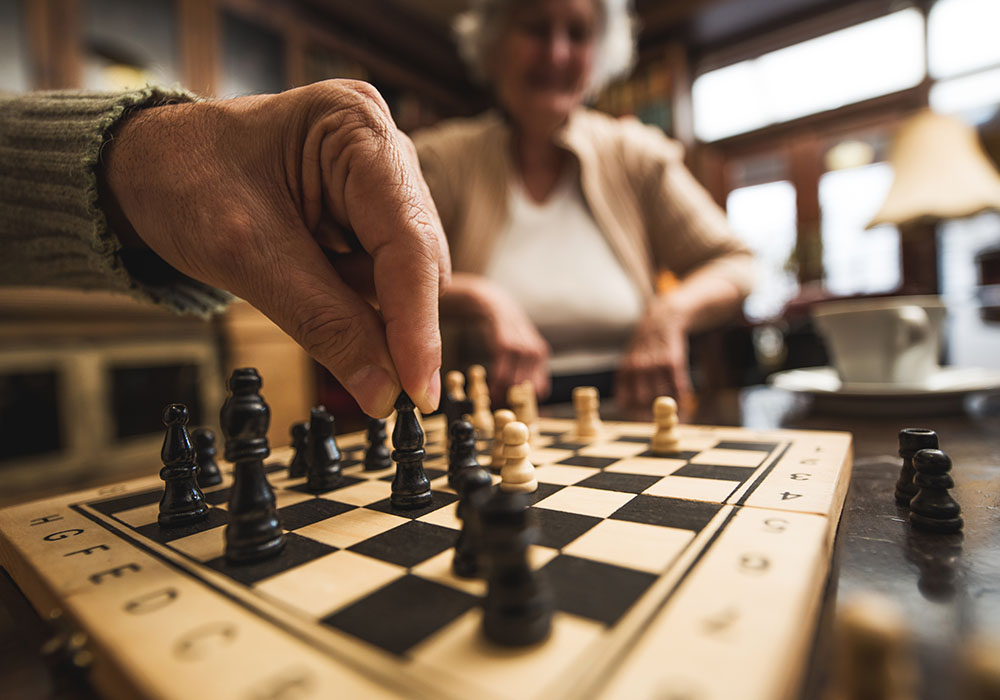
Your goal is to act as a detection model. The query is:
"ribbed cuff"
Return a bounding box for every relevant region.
[0,87,232,316]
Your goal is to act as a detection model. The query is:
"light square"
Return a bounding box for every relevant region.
[534,465,600,485]
[530,448,576,465]
[113,502,159,527]
[325,479,392,507]
[170,526,226,562]
[644,475,741,502]
[534,486,635,518]
[255,550,404,618]
[606,457,687,477]
[577,441,646,458]
[417,501,462,530]
[411,549,486,596]
[428,475,454,494]
[272,489,315,510]
[295,508,408,549]
[562,519,694,574]
[690,448,767,468]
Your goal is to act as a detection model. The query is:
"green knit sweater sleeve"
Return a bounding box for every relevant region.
[0,87,232,316]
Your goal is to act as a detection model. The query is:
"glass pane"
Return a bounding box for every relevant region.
[0,0,29,91]
[82,0,179,90]
[693,9,925,141]
[220,12,285,97]
[109,364,202,440]
[928,0,1000,79]
[726,181,798,320]
[819,162,900,296]
[929,67,1000,125]
[0,370,62,462]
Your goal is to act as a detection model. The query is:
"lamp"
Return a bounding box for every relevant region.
[867,109,1000,294]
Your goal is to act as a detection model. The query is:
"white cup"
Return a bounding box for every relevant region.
[812,296,946,386]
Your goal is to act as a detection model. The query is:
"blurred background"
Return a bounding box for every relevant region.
[2,0,1000,500]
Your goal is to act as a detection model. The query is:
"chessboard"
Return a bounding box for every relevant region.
[0,413,852,700]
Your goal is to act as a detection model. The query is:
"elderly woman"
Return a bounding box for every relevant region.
[415,0,753,412]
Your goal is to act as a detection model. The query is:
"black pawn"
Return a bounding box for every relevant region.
[306,407,342,492]
[192,428,223,488]
[909,449,963,533]
[452,466,493,578]
[896,428,938,506]
[220,368,285,564]
[481,490,552,646]
[448,419,480,490]
[288,421,309,478]
[442,389,473,442]
[158,404,208,527]
[390,392,432,509]
[364,417,392,471]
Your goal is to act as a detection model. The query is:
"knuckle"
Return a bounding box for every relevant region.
[294,308,368,369]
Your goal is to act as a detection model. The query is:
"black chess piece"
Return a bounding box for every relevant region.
[480,489,552,646]
[895,428,938,506]
[220,368,285,563]
[452,466,493,579]
[442,390,474,442]
[158,404,209,527]
[390,392,433,509]
[306,407,342,493]
[448,419,480,490]
[909,448,963,533]
[192,427,223,488]
[364,417,392,471]
[287,421,309,478]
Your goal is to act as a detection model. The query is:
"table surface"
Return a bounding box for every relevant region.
[2,386,998,699]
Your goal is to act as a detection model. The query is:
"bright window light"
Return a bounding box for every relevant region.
[694,9,925,142]
[928,0,1000,79]
[929,66,1000,124]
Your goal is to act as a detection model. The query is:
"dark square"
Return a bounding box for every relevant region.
[636,449,699,460]
[379,467,446,483]
[557,455,619,469]
[611,495,722,532]
[348,520,456,568]
[531,508,602,549]
[203,487,231,506]
[541,555,656,625]
[672,463,757,482]
[264,462,285,474]
[278,498,356,530]
[204,532,336,586]
[89,489,162,516]
[541,430,565,438]
[714,440,779,452]
[548,441,587,451]
[614,435,650,444]
[133,507,229,543]
[527,482,564,505]
[288,474,364,495]
[575,472,661,494]
[341,458,362,469]
[425,452,444,461]
[321,575,477,656]
[341,444,365,455]
[365,490,457,519]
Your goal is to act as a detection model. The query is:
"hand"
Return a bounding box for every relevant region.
[102,80,450,418]
[615,295,694,417]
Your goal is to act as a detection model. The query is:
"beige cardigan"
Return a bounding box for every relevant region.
[414,108,754,304]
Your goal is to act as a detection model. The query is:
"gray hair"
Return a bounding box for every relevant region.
[453,0,638,96]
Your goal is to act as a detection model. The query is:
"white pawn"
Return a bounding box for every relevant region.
[491,409,516,472]
[468,364,494,439]
[573,386,603,440]
[509,381,539,441]
[500,421,537,494]
[651,396,680,455]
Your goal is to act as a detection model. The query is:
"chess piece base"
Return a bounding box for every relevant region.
[909,513,963,533]
[157,503,209,528]
[483,601,552,647]
[390,490,433,509]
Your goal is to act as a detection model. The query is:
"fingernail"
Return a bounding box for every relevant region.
[344,365,399,418]
[416,367,441,414]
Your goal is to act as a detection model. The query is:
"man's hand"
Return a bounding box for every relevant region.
[102,80,450,418]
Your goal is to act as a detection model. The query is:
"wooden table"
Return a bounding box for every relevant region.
[2,386,998,699]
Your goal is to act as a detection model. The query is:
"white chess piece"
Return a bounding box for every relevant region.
[491,409,516,472]
[509,381,539,441]
[651,396,680,455]
[573,386,602,440]
[468,364,494,439]
[500,421,537,493]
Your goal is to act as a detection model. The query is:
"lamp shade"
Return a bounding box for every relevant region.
[867,110,1000,228]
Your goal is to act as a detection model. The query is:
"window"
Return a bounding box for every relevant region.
[0,0,30,91]
[927,0,1000,79]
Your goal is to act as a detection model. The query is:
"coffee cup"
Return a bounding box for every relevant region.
[812,296,946,386]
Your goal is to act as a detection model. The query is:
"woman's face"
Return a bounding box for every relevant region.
[489,0,599,134]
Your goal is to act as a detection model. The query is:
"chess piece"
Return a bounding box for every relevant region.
[572,386,602,440]
[443,370,473,448]
[468,364,494,439]
[481,488,552,646]
[306,406,342,493]
[287,421,309,478]
[192,427,223,488]
[390,392,433,509]
[651,396,681,455]
[452,466,493,578]
[364,417,392,471]
[158,404,209,527]
[508,382,539,440]
[491,409,516,473]
[895,428,938,506]
[448,419,480,490]
[500,421,537,494]
[220,368,285,563]
[909,448,963,533]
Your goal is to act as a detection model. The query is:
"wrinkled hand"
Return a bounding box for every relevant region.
[616,295,694,417]
[103,80,450,418]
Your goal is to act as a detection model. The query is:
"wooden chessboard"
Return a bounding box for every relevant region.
[0,415,853,700]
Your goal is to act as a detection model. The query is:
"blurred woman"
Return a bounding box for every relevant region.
[415,0,753,412]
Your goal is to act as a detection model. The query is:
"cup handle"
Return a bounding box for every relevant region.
[894,306,930,352]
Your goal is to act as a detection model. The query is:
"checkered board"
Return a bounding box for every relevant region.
[0,416,852,700]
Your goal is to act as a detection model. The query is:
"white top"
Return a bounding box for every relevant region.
[484,165,644,374]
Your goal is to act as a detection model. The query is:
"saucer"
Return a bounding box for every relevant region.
[768,366,1000,415]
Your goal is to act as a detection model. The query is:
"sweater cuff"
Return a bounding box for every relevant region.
[0,87,232,317]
